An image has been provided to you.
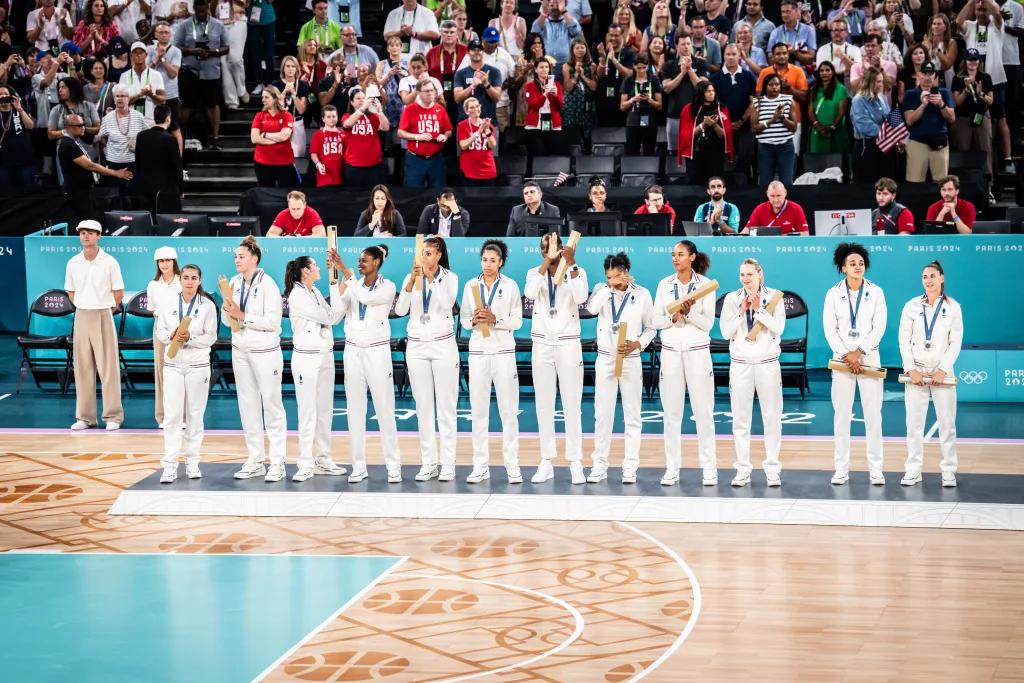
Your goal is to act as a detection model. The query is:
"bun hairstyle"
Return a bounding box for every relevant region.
[424,236,451,270]
[675,240,710,275]
[481,239,508,267]
[923,259,953,301]
[740,257,764,287]
[283,256,315,297]
[604,251,632,272]
[180,264,209,299]
[362,243,389,267]
[239,235,262,264]
[832,242,870,272]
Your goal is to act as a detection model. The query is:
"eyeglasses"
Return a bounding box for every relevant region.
[67,123,85,128]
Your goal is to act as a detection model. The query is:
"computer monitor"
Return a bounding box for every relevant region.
[921,221,958,235]
[622,213,672,237]
[155,214,210,237]
[679,221,714,237]
[568,211,622,237]
[209,215,262,237]
[102,211,155,236]
[814,209,872,236]
[521,215,564,237]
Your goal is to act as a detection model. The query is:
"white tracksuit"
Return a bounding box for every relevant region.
[395,268,461,468]
[652,272,718,473]
[157,293,217,469]
[524,265,590,464]
[460,274,523,470]
[720,286,786,476]
[823,279,888,475]
[586,282,656,473]
[338,275,401,473]
[225,269,287,467]
[288,282,345,471]
[898,295,963,477]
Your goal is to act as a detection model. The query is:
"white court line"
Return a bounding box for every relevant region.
[0,394,11,402]
[616,522,702,683]
[924,421,940,441]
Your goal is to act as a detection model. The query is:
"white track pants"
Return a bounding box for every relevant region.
[407,340,460,467]
[532,341,584,463]
[591,354,643,472]
[221,20,248,107]
[344,344,401,472]
[831,369,884,474]
[904,383,958,476]
[160,363,210,468]
[291,349,336,471]
[729,360,783,476]
[468,352,520,469]
[233,347,286,466]
[660,348,717,471]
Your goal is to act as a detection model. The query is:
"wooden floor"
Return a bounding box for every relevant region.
[2,432,1023,681]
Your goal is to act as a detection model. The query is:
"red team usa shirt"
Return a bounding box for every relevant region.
[308,128,345,187]
[457,118,496,180]
[343,113,383,167]
[399,102,452,158]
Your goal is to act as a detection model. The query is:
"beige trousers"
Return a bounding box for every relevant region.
[73,308,124,425]
[153,322,166,425]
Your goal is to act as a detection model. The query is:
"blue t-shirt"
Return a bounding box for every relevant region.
[694,201,741,232]
[453,64,503,121]
[903,87,954,141]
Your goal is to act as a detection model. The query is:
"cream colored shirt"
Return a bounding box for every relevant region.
[64,248,125,310]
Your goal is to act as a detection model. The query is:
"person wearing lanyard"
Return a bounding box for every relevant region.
[460,240,523,484]
[335,244,403,483]
[524,233,589,485]
[282,255,349,483]
[223,236,288,483]
[395,236,460,482]
[651,241,717,486]
[898,260,963,487]
[146,246,182,428]
[119,41,166,124]
[585,252,656,484]
[157,264,217,483]
[823,242,888,486]
[744,181,809,235]
[720,258,787,488]
[297,0,342,58]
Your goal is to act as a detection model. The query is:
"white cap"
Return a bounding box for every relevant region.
[130,41,147,53]
[75,219,102,233]
[154,246,178,261]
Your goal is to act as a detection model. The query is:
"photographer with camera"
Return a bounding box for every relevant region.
[342,84,389,188]
[0,85,36,188]
[951,49,994,180]
[903,63,955,183]
[173,0,227,150]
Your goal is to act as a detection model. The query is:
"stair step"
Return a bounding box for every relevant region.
[184,148,253,163]
[186,163,257,177]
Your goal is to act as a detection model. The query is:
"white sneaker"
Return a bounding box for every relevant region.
[264,464,285,482]
[415,463,440,481]
[292,468,314,482]
[234,461,266,479]
[314,459,347,476]
[660,469,679,486]
[870,470,885,486]
[438,465,456,481]
[105,421,121,431]
[466,467,490,483]
[766,472,782,487]
[252,84,264,96]
[731,471,751,487]
[942,472,957,487]
[186,464,202,479]
[531,460,554,484]
[622,470,637,484]
[348,469,368,483]
[506,465,523,484]
[702,470,718,486]
[159,467,177,483]
[569,462,585,485]
[70,420,92,431]
[831,472,849,485]
[900,472,922,486]
[387,468,403,483]
[587,467,607,483]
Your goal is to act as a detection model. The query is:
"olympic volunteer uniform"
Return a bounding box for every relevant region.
[395,268,461,480]
[823,278,888,480]
[226,269,288,480]
[524,263,590,481]
[146,273,181,426]
[338,273,402,481]
[459,273,524,481]
[652,272,718,484]
[586,282,656,482]
[897,294,963,485]
[287,281,347,480]
[157,292,217,481]
[720,285,787,484]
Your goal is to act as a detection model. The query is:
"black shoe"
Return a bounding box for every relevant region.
[208,137,224,151]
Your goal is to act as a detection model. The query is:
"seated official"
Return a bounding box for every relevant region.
[584,178,616,212]
[506,181,561,236]
[633,184,678,233]
[417,187,471,236]
[924,174,975,234]
[693,176,740,234]
[267,191,327,236]
[871,177,915,234]
[355,183,407,237]
[744,180,809,235]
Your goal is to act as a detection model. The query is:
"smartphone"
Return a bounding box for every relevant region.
[930,86,939,95]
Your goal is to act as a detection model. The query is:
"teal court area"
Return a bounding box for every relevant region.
[0,553,403,683]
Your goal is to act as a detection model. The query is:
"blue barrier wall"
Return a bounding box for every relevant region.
[23,234,1024,377]
[0,237,26,332]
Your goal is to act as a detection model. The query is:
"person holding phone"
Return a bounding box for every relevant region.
[0,85,36,188]
[522,56,565,156]
[678,80,732,186]
[620,52,663,155]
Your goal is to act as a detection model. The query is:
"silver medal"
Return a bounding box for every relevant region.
[611,323,620,333]
[924,341,931,350]
[421,314,430,324]
[848,330,859,339]
[548,307,557,318]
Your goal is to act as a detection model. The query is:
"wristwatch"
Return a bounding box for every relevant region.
[571,265,579,273]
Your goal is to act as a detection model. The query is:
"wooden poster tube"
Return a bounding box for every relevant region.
[412,234,424,290]
[745,289,784,342]
[614,322,628,378]
[899,374,958,386]
[217,276,241,332]
[666,279,720,315]
[326,226,338,283]
[471,285,491,338]
[166,316,192,359]
[553,230,581,285]
[827,359,888,379]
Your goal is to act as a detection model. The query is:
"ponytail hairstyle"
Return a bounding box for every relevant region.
[740,257,765,289]
[424,236,451,271]
[675,239,710,275]
[362,243,389,270]
[923,259,953,301]
[180,264,208,300]
[603,251,632,273]
[481,239,508,268]
[239,235,262,264]
[832,242,869,272]
[283,256,315,297]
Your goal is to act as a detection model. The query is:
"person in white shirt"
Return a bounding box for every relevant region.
[816,18,861,80]
[119,41,166,125]
[720,258,786,487]
[147,21,185,154]
[65,220,125,431]
[395,236,460,482]
[335,244,403,483]
[460,239,523,484]
[145,246,182,427]
[524,233,589,485]
[383,0,440,58]
[223,236,288,482]
[27,0,74,53]
[109,0,152,43]
[823,242,887,486]
[156,264,217,483]
[898,260,964,488]
[651,241,718,487]
[585,252,656,484]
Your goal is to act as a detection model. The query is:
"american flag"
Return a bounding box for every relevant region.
[552,172,572,187]
[877,107,908,153]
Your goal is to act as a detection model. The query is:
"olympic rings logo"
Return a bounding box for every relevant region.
[958,371,989,385]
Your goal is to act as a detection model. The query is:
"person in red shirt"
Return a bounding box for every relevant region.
[745,181,809,235]
[342,85,390,188]
[397,79,453,187]
[457,96,497,186]
[427,19,467,129]
[633,184,678,233]
[251,86,297,187]
[925,174,976,234]
[872,177,915,234]
[267,191,327,237]
[522,57,565,157]
[308,105,344,188]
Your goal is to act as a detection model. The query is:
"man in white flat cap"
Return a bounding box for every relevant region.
[65,220,125,431]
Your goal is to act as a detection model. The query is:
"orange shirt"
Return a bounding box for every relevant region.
[756,65,807,122]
